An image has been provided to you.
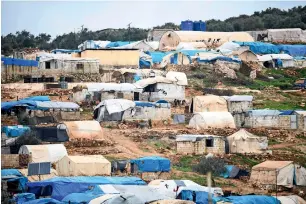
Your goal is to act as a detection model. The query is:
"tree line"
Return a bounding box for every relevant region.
[2,6,306,56]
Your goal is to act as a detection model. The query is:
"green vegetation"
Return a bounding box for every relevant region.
[173,155,201,172]
[259,100,304,110]
[268,138,281,145]
[171,172,207,186]
[3,6,306,55]
[230,154,260,169]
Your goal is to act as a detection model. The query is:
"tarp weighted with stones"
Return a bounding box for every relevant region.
[130,156,171,173]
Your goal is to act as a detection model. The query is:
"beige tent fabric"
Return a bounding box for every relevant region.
[63,121,104,140]
[192,95,228,112]
[295,165,306,186]
[250,161,295,188]
[56,155,111,176]
[227,129,268,154]
[19,168,58,182]
[159,31,254,50]
[276,196,306,204]
[18,144,67,163]
[189,112,236,130]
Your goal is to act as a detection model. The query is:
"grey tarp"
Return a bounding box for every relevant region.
[173,114,185,124]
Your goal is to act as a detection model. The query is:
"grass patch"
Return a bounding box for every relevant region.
[230,154,259,168]
[173,155,201,172]
[296,134,306,140]
[260,100,304,110]
[268,138,281,145]
[171,172,207,186]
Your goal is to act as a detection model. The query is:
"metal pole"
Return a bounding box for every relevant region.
[275,169,278,203]
[128,23,132,43]
[207,171,212,204]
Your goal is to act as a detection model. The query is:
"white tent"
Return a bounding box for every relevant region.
[217,42,240,51]
[191,95,228,113]
[275,195,306,204]
[18,144,67,163]
[148,180,223,198]
[189,112,236,130]
[227,129,268,154]
[19,168,58,182]
[56,155,111,176]
[250,161,306,188]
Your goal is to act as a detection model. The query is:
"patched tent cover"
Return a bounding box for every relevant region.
[63,121,104,140]
[189,112,236,130]
[250,161,306,188]
[23,198,63,204]
[227,129,268,154]
[18,144,67,163]
[56,155,111,176]
[2,125,30,137]
[191,95,228,113]
[213,195,280,204]
[13,193,35,204]
[130,156,171,172]
[27,176,146,201]
[1,169,28,192]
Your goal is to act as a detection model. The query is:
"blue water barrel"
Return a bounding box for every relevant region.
[193,21,206,31]
[181,20,193,31]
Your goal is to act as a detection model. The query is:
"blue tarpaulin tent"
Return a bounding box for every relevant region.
[1,100,37,111]
[61,186,104,204]
[1,100,79,111]
[145,51,168,63]
[23,96,51,102]
[139,58,151,68]
[180,190,209,204]
[13,193,36,204]
[24,198,64,204]
[234,42,280,54]
[106,41,132,48]
[130,156,171,173]
[2,125,30,137]
[197,56,241,64]
[220,165,249,179]
[277,44,306,57]
[27,176,146,201]
[1,169,28,192]
[213,195,280,204]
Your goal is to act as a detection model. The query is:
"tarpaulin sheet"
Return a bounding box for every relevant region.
[23,96,51,101]
[195,191,209,204]
[27,176,146,201]
[212,195,280,204]
[234,42,280,54]
[135,101,156,107]
[139,58,151,68]
[1,57,39,67]
[2,125,30,137]
[1,100,37,110]
[106,41,132,48]
[2,169,28,192]
[130,156,171,172]
[13,193,35,204]
[197,56,241,64]
[62,186,104,204]
[24,198,64,204]
[277,44,306,57]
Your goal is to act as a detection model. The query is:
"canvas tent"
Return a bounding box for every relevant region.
[56,155,111,176]
[18,144,67,163]
[250,161,306,188]
[189,112,236,130]
[62,121,104,140]
[227,129,268,154]
[94,99,136,122]
[148,180,223,199]
[159,31,254,50]
[191,95,228,113]
[275,195,306,204]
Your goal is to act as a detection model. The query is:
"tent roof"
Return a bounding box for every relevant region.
[194,95,227,104]
[248,109,281,116]
[84,83,141,92]
[227,95,253,102]
[62,121,104,140]
[295,111,306,116]
[252,161,293,170]
[228,129,265,140]
[176,134,222,142]
[35,101,80,109]
[134,76,175,88]
[64,155,110,164]
[166,71,188,86]
[95,99,136,115]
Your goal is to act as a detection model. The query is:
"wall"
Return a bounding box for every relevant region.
[101,91,134,101]
[81,49,139,68]
[177,138,225,155]
[228,101,253,113]
[1,154,32,168]
[140,83,185,102]
[296,113,306,130]
[245,115,294,129]
[122,106,171,121]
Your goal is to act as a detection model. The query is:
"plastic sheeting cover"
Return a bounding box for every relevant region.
[227,95,253,102]
[189,112,236,130]
[13,193,35,204]
[35,101,80,110]
[277,44,306,57]
[26,176,146,201]
[85,83,140,92]
[130,156,171,172]
[2,125,30,137]
[23,198,64,204]
[213,195,280,204]
[217,42,240,51]
[234,42,280,54]
[166,71,188,86]
[95,99,136,115]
